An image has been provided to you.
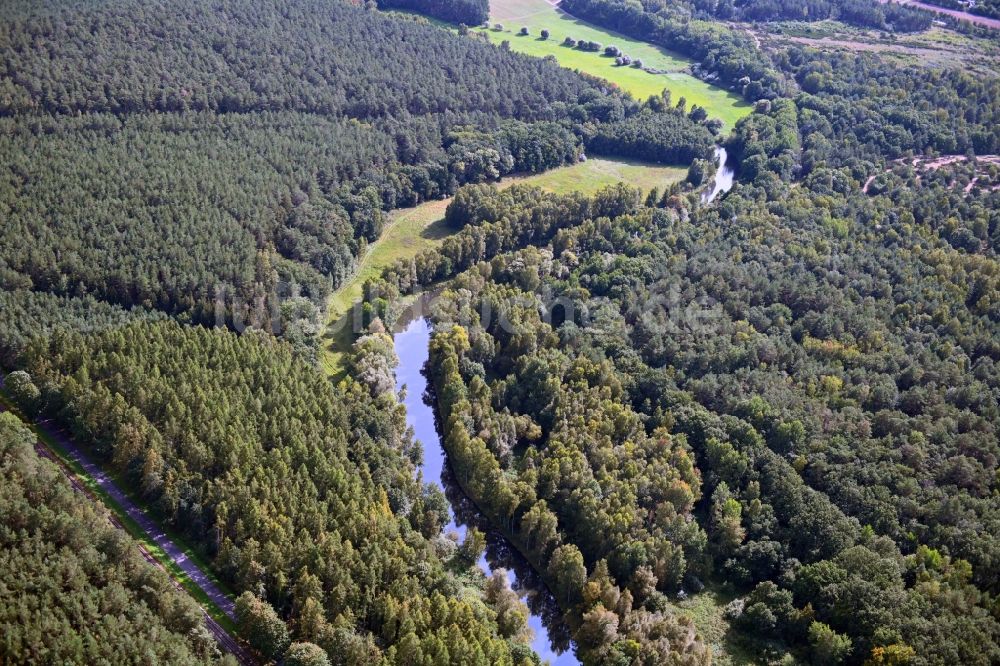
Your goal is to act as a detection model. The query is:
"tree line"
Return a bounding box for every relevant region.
[0,0,667,330]
[377,0,489,26]
[679,0,934,32]
[561,0,789,100]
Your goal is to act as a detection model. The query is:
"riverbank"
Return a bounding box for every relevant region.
[321,157,687,376]
[393,316,580,664]
[382,151,740,663]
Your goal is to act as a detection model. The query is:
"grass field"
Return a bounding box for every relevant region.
[512,155,687,195]
[321,157,686,376]
[321,198,451,377]
[479,0,751,127]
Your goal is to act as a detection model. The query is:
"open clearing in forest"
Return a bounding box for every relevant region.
[749,21,1000,73]
[321,157,686,376]
[664,584,773,665]
[477,0,751,127]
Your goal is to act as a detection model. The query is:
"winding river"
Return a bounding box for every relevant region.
[391,155,737,664]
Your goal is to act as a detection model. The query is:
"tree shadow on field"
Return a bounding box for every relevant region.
[419,218,451,241]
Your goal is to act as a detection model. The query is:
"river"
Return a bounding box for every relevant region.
[394,316,578,665]
[391,152,738,663]
[703,145,735,203]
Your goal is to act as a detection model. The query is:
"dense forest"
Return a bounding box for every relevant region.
[350,12,1000,661]
[8,320,543,664]
[2,0,999,662]
[1,0,709,330]
[378,0,489,25]
[0,411,225,664]
[0,0,716,662]
[379,146,1000,661]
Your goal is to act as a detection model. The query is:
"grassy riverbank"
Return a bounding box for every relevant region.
[321,157,686,376]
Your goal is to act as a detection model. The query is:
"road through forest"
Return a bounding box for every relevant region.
[0,400,254,665]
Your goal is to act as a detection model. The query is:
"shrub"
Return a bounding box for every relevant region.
[284,642,330,666]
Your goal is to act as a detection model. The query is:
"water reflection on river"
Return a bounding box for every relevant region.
[393,316,579,665]
[703,145,735,203]
[389,152,736,662]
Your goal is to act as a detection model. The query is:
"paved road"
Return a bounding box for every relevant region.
[0,401,254,664]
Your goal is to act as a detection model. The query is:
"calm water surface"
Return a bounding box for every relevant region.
[393,317,579,665]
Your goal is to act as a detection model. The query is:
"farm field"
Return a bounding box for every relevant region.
[478,0,751,127]
[321,157,686,375]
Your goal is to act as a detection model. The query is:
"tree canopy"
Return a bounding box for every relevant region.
[0,411,223,665]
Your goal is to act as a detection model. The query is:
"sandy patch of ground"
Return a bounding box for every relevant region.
[785,34,944,60]
[866,154,1000,194]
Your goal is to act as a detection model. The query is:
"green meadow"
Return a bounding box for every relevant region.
[479,0,751,127]
[324,0,734,376]
[321,157,686,376]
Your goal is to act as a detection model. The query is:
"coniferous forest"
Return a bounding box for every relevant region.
[1,0,999,664]
[0,411,222,664]
[1,0,709,325]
